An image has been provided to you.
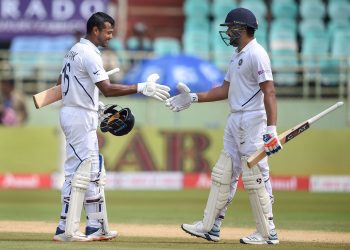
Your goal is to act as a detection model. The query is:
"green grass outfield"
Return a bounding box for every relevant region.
[0,189,349,249]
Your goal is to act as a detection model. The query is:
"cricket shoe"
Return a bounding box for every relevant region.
[85,226,118,241]
[181,221,220,242]
[240,229,279,245]
[53,227,92,242]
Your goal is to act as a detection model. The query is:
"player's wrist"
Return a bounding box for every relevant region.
[190,93,198,103]
[266,125,277,134]
[137,83,145,93]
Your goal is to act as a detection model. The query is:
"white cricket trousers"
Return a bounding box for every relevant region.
[58,106,101,230]
[216,110,274,223]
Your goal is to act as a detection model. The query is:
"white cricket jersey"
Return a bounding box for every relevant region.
[225,38,273,112]
[60,38,108,111]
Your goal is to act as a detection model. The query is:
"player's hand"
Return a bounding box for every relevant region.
[137,73,171,101]
[165,82,198,112]
[263,126,283,156]
[97,101,106,119]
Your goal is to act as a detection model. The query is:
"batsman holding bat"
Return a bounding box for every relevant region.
[166,8,281,244]
[53,12,170,242]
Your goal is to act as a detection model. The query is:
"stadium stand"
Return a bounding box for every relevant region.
[271,0,298,20]
[153,37,182,56]
[240,0,267,21]
[183,0,210,17]
[328,0,350,21]
[212,0,237,19]
[300,0,326,20]
[299,19,326,39]
[2,0,350,98]
[301,32,330,96]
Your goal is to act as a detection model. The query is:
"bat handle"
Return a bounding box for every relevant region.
[308,102,343,124]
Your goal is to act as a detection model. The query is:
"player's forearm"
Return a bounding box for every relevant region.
[263,90,277,126]
[98,83,138,97]
[197,82,229,102]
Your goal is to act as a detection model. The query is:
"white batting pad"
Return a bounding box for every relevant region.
[202,150,232,231]
[242,157,270,238]
[65,158,91,238]
[99,161,110,234]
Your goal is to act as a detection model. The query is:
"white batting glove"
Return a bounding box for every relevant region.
[97,101,106,119]
[137,73,171,101]
[263,126,283,156]
[165,82,198,112]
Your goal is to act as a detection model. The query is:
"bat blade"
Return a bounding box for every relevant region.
[33,85,62,109]
[33,67,120,109]
[247,102,343,168]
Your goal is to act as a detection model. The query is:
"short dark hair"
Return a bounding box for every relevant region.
[86,12,115,34]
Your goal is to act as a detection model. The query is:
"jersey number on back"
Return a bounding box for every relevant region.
[62,63,71,96]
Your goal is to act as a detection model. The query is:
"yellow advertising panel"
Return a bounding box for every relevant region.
[100,127,224,172]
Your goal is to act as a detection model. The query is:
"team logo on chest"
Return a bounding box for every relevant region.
[238,58,243,66]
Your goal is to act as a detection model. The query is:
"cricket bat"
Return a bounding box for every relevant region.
[33,67,120,109]
[247,101,344,168]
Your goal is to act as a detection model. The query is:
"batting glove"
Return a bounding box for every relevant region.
[97,101,106,119]
[165,82,198,112]
[263,126,283,156]
[137,73,171,101]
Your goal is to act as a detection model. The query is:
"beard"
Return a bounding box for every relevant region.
[230,37,240,47]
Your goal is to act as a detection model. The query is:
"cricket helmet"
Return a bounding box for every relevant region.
[100,105,135,136]
[220,8,258,30]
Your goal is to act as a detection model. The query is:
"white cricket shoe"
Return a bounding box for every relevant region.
[181,221,220,242]
[85,226,118,241]
[240,229,279,245]
[53,227,92,242]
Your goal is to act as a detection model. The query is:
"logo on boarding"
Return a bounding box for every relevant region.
[238,58,243,66]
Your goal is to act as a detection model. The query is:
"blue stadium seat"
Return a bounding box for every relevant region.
[270,20,297,53]
[183,31,210,59]
[329,30,350,84]
[327,19,350,38]
[109,38,124,51]
[255,31,268,50]
[301,33,330,82]
[255,18,268,49]
[299,19,325,38]
[126,36,152,51]
[271,0,298,19]
[184,0,210,17]
[240,0,267,21]
[271,52,299,86]
[37,37,65,81]
[153,37,181,57]
[300,0,326,20]
[270,19,297,36]
[316,30,350,86]
[211,0,237,19]
[270,17,299,85]
[10,36,41,79]
[184,16,210,33]
[328,0,350,21]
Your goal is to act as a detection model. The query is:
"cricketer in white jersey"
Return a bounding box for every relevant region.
[166,8,282,245]
[53,12,170,242]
